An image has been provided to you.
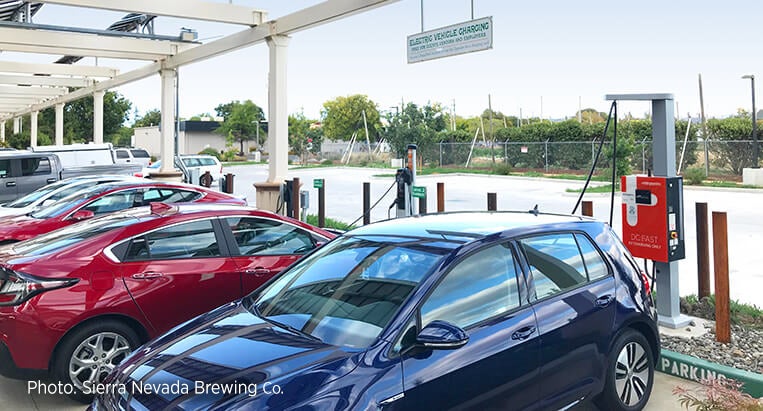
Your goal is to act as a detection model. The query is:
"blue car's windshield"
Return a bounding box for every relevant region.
[252,235,449,348]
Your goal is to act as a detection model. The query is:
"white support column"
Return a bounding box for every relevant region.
[93,90,104,144]
[266,35,290,183]
[55,103,64,145]
[13,117,19,134]
[0,121,5,143]
[30,111,38,147]
[157,68,181,180]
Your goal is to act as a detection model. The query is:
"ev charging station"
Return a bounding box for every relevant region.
[606,93,691,328]
[394,144,417,218]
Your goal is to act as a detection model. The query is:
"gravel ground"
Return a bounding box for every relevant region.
[661,324,763,374]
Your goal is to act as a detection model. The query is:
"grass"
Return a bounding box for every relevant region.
[700,181,761,189]
[565,184,616,194]
[682,294,763,329]
[305,214,356,231]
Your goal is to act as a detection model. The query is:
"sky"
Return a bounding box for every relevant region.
[3,0,763,123]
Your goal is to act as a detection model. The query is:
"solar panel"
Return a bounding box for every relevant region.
[0,1,41,22]
[54,13,157,65]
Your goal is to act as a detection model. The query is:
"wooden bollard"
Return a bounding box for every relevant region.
[363,182,371,225]
[487,193,497,211]
[712,211,731,344]
[437,182,445,212]
[582,201,593,217]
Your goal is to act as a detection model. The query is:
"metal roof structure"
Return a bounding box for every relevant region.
[0,0,395,122]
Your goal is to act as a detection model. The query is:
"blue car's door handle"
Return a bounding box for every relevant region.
[596,295,614,308]
[511,326,536,340]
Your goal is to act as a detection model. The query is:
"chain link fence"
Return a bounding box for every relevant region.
[433,140,757,175]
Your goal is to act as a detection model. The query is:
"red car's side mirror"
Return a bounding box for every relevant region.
[70,210,95,221]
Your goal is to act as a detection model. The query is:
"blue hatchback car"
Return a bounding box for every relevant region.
[91,212,659,411]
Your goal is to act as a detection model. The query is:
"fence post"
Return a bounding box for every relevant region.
[439,141,443,167]
[363,182,371,225]
[544,139,549,172]
[696,203,710,299]
[487,193,497,211]
[582,201,593,217]
[712,211,731,344]
[504,143,508,164]
[437,182,444,212]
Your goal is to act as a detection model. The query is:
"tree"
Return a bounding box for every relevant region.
[64,91,132,143]
[576,108,607,124]
[289,112,323,161]
[321,95,381,141]
[214,100,265,154]
[381,102,447,160]
[133,109,161,128]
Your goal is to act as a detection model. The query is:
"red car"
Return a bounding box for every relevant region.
[0,203,335,401]
[0,180,245,245]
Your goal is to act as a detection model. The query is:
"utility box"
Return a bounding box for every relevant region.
[621,175,685,263]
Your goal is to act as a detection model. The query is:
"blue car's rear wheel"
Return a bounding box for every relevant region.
[596,329,654,410]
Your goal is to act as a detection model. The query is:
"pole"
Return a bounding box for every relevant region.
[363,182,371,225]
[712,211,730,343]
[487,193,497,211]
[696,203,710,299]
[419,195,427,214]
[752,76,759,167]
[291,177,300,220]
[699,74,710,176]
[437,182,444,212]
[489,94,495,165]
[318,182,325,228]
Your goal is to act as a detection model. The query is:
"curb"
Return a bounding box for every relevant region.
[658,349,763,397]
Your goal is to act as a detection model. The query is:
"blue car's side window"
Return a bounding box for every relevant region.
[420,243,519,330]
[520,233,587,300]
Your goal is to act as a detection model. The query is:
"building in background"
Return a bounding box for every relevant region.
[132,120,257,156]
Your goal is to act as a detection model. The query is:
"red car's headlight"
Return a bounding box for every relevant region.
[0,268,78,306]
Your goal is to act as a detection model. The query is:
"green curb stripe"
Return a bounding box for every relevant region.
[658,349,763,397]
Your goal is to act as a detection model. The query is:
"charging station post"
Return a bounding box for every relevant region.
[606,93,691,328]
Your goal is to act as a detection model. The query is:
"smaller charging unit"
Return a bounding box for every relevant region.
[621,175,685,263]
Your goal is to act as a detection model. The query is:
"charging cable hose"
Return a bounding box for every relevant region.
[572,101,616,215]
[348,180,398,227]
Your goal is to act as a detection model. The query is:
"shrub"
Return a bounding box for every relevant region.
[673,377,763,410]
[683,167,705,185]
[321,159,334,166]
[198,147,221,160]
[492,163,512,175]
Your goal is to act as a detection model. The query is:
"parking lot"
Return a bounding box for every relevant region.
[0,163,758,409]
[229,164,763,306]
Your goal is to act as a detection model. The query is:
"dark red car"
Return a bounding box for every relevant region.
[0,203,335,401]
[0,180,245,245]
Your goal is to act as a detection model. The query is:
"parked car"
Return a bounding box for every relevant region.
[0,180,245,245]
[0,175,139,218]
[0,203,335,402]
[31,143,142,178]
[138,155,223,182]
[114,148,152,167]
[93,211,659,411]
[0,151,61,203]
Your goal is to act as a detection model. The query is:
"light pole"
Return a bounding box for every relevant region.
[742,74,759,168]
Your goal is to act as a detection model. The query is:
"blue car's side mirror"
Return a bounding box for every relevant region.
[415,320,469,350]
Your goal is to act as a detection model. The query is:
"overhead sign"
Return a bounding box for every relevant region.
[407,16,493,64]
